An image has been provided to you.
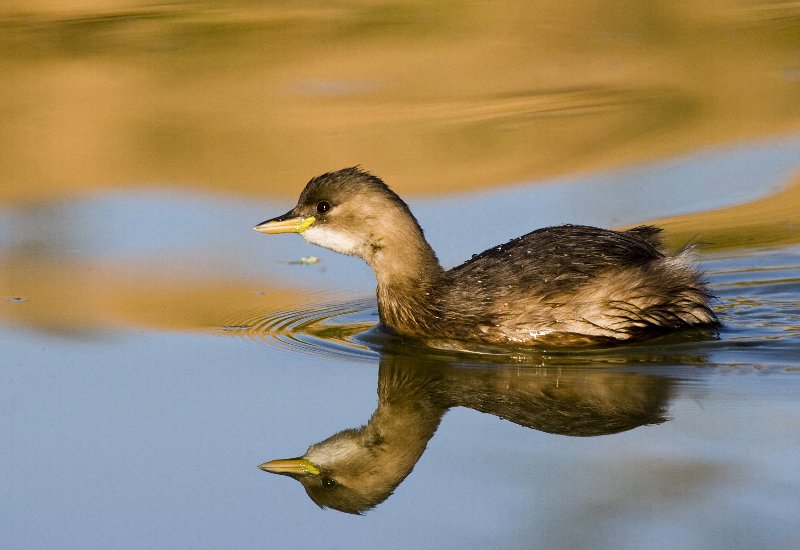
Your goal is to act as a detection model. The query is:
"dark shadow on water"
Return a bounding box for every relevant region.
[258,336,692,515]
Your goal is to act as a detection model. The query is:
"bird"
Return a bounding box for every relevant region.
[259,350,674,514]
[254,167,719,347]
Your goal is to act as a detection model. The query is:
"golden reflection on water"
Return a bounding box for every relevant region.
[1,1,799,202]
[0,255,307,335]
[653,170,800,249]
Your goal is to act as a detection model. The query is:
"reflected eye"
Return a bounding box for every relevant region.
[320,477,337,491]
[316,200,331,214]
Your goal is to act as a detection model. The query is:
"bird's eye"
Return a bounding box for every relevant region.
[316,200,331,214]
[320,477,337,491]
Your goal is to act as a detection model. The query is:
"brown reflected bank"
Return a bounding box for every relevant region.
[0,254,307,335]
[260,349,674,514]
[2,1,800,203]
[651,170,800,250]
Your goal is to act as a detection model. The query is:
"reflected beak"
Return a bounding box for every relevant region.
[253,212,316,234]
[258,457,320,476]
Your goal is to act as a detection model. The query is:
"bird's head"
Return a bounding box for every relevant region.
[254,167,434,274]
[260,426,406,515]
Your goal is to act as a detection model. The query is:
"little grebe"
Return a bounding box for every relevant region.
[255,167,719,346]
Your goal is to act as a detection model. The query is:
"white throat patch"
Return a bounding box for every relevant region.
[303,225,362,256]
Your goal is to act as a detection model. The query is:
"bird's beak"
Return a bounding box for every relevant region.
[253,212,316,234]
[258,457,320,476]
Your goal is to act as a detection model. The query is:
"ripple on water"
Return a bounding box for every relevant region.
[221,294,381,362]
[709,247,800,345]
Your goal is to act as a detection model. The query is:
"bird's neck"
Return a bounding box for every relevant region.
[367,231,443,287]
[358,368,447,485]
[363,217,444,334]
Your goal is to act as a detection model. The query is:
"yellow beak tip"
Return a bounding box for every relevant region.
[258,458,320,476]
[253,216,316,235]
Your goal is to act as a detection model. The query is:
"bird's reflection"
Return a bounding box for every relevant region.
[260,342,677,514]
